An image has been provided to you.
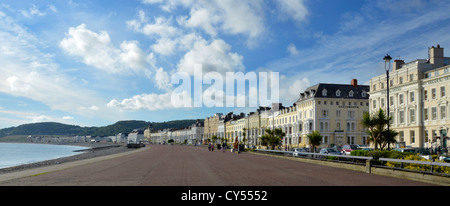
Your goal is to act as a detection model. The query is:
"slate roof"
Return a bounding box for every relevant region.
[295,83,370,103]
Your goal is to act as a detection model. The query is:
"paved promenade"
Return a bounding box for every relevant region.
[0,144,438,186]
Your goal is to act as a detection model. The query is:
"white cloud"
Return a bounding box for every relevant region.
[0,13,114,123]
[127,13,180,38]
[60,24,153,74]
[21,5,46,18]
[137,1,267,47]
[279,77,311,104]
[275,0,309,24]
[154,67,172,91]
[287,43,299,56]
[177,39,245,75]
[63,116,74,120]
[107,90,192,111]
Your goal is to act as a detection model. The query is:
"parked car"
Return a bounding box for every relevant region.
[293,148,309,157]
[319,148,342,155]
[442,156,450,163]
[342,144,361,155]
[394,148,417,153]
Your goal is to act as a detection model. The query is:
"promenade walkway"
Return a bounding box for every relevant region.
[0,144,437,186]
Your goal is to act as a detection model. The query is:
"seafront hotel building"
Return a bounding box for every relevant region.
[369,45,450,149]
[148,45,449,152]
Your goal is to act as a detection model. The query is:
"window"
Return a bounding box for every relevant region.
[336,90,341,96]
[424,130,429,143]
[362,91,367,97]
[322,89,327,96]
[336,110,341,117]
[410,92,415,102]
[399,77,403,84]
[349,90,354,97]
[424,90,428,101]
[390,79,394,87]
[322,109,328,117]
[336,122,341,130]
[410,130,415,144]
[373,100,377,109]
[323,136,329,144]
[424,108,429,120]
[381,98,385,108]
[441,86,446,97]
[390,96,394,106]
[348,110,355,119]
[399,94,404,104]
[435,71,439,76]
[432,107,437,120]
[432,88,436,99]
[399,131,404,142]
[410,109,415,122]
[410,74,414,82]
[441,105,446,119]
[399,111,405,123]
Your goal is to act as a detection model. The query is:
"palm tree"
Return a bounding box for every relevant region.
[211,135,218,144]
[362,109,393,150]
[380,129,398,150]
[260,128,285,150]
[307,131,322,153]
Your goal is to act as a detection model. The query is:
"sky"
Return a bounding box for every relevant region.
[1,0,450,129]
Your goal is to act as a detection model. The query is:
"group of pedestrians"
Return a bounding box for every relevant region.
[208,142,228,152]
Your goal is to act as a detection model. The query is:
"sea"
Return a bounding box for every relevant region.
[0,143,88,169]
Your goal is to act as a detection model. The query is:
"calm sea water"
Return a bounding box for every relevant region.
[0,143,88,169]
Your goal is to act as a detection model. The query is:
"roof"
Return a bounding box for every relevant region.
[296,83,369,103]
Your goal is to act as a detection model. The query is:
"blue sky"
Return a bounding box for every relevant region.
[1,0,450,129]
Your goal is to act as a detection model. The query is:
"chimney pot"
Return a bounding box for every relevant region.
[351,79,358,88]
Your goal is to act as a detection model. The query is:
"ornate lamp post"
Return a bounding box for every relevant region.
[384,54,392,149]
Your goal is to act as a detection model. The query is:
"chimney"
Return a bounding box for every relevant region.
[429,45,444,68]
[351,79,358,88]
[393,59,405,71]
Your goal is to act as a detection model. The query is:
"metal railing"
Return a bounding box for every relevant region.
[253,149,450,176]
[378,158,450,176]
[254,149,373,163]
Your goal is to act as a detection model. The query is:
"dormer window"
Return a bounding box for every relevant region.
[322,89,327,96]
[362,91,367,97]
[349,90,354,97]
[336,90,341,97]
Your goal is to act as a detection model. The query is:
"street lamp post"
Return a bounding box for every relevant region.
[384,54,392,149]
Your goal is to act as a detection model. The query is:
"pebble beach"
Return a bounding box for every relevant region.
[0,142,134,175]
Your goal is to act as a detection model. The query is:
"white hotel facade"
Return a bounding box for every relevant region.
[369,45,450,149]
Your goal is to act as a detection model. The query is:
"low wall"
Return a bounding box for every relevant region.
[251,151,450,186]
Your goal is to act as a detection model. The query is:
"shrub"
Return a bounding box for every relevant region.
[385,155,450,174]
[351,150,410,159]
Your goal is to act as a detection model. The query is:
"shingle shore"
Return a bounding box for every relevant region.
[0,143,133,175]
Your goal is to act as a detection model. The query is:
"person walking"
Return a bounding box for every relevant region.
[208,143,211,151]
[211,143,214,152]
[222,142,226,152]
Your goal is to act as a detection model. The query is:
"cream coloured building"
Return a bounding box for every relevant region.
[369,45,450,149]
[294,81,370,149]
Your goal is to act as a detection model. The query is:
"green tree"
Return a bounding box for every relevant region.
[307,131,322,153]
[362,109,396,150]
[260,128,285,150]
[211,135,218,144]
[380,129,398,150]
[242,128,247,146]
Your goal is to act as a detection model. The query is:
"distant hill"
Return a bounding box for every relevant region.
[0,119,202,138]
